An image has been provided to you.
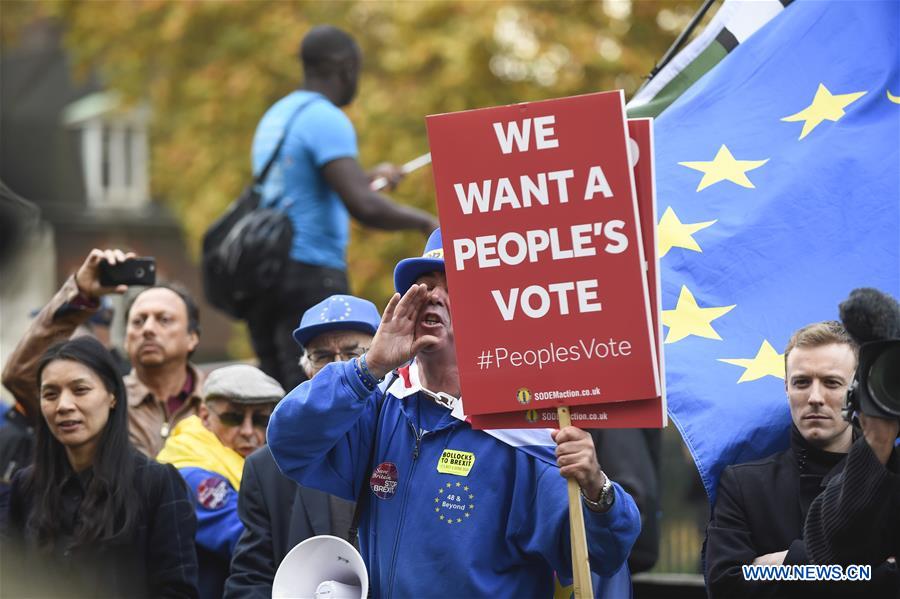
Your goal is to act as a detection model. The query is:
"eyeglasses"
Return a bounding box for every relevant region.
[207,405,270,430]
[306,346,369,368]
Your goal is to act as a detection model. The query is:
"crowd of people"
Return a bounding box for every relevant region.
[0,23,897,599]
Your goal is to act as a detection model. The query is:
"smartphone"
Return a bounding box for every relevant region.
[99,257,157,287]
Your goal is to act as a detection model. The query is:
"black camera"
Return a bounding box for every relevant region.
[840,288,900,421]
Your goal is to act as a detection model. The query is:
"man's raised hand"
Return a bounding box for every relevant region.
[74,248,136,299]
[365,284,439,380]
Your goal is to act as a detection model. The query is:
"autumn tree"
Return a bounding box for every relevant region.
[6,0,698,326]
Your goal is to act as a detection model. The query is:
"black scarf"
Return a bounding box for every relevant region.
[790,424,847,516]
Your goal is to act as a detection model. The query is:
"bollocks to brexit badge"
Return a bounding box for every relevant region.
[436,449,475,476]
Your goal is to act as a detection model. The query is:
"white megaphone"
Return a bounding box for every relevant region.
[272,535,369,599]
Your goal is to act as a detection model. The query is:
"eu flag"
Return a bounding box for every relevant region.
[654,0,900,502]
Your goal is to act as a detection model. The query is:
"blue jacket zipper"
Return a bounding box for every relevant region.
[384,419,423,599]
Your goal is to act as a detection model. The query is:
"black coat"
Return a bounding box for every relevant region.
[705,427,897,598]
[591,428,661,573]
[223,446,355,599]
[3,450,199,598]
[804,436,900,596]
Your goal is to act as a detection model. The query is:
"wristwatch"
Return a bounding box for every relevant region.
[581,472,615,513]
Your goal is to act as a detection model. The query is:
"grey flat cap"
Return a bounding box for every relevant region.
[203,364,285,405]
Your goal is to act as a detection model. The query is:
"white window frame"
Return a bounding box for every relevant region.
[63,93,151,209]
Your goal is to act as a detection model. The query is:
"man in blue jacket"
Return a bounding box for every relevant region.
[268,229,641,598]
[159,364,284,598]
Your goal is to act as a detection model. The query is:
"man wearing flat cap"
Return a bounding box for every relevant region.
[158,364,284,599]
[225,295,381,599]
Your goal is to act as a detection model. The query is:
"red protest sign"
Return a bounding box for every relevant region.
[629,117,666,423]
[466,118,665,429]
[469,398,663,429]
[426,92,659,416]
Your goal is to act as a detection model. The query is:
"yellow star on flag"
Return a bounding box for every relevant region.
[662,286,736,344]
[679,144,769,191]
[553,576,574,599]
[662,285,737,343]
[781,83,866,140]
[657,206,717,258]
[719,340,785,383]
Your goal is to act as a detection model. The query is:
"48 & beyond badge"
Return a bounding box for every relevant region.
[433,481,475,525]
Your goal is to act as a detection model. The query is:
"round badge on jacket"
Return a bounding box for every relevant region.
[370,462,399,500]
[197,476,229,510]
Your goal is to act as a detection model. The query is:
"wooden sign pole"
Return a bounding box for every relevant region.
[557,406,593,599]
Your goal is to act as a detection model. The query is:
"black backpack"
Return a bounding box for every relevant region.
[202,100,313,319]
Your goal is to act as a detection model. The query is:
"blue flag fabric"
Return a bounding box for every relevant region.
[654,0,900,503]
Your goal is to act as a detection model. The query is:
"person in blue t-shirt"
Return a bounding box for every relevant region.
[249,25,437,391]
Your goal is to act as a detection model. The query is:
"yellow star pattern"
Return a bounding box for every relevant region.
[781,84,866,140]
[678,144,769,191]
[719,340,785,383]
[657,206,717,258]
[662,286,735,344]
[435,485,475,523]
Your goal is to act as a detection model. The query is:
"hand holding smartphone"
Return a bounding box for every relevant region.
[98,257,157,287]
[75,249,157,299]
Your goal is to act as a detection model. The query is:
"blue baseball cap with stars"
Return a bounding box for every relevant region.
[393,228,445,295]
[292,294,381,348]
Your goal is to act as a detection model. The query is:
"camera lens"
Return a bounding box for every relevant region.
[867,343,900,416]
[135,268,145,278]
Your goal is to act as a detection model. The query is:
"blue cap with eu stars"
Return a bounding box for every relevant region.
[292,295,381,348]
[393,228,445,295]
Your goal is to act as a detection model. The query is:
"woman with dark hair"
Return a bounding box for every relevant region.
[2,336,199,598]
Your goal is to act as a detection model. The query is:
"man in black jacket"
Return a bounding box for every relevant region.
[804,411,900,595]
[224,294,380,598]
[704,320,897,597]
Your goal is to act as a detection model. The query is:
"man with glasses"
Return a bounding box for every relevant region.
[158,364,284,599]
[224,295,380,599]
